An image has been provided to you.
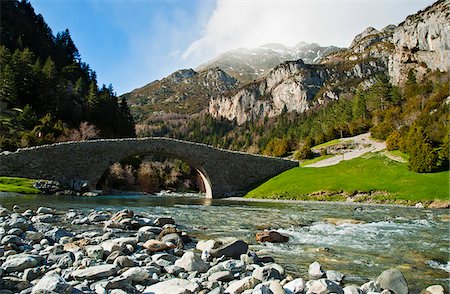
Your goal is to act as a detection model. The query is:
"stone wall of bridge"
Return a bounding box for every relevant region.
[0,138,298,198]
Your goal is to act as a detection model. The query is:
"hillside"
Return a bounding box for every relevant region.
[197,42,342,84]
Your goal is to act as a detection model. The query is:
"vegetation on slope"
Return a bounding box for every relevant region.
[246,153,449,205]
[0,0,135,151]
[0,177,40,194]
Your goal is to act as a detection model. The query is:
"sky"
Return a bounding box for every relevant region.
[30,0,435,95]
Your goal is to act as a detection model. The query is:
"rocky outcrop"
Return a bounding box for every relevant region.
[389,0,450,85]
[209,57,387,124]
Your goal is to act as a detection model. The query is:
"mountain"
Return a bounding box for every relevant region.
[197,42,342,84]
[208,0,449,124]
[123,67,239,123]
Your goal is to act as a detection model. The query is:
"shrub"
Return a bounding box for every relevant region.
[386,130,402,151]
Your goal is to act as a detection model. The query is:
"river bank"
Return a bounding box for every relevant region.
[0,204,445,294]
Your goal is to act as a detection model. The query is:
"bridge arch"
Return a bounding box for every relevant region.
[0,138,297,198]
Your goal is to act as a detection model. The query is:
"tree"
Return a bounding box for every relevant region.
[406,125,438,173]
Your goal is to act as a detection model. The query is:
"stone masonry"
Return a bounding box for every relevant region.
[0,137,298,198]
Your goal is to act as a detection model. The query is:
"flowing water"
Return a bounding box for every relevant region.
[0,192,448,292]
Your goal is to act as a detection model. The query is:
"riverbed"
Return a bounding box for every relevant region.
[0,192,448,292]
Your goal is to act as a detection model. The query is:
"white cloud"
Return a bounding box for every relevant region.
[182,0,435,66]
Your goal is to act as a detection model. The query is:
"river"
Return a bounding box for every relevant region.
[0,192,448,292]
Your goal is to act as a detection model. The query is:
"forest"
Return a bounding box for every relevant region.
[135,71,449,174]
[0,0,135,151]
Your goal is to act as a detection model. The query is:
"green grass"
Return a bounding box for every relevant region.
[300,154,335,167]
[388,150,410,161]
[312,138,342,149]
[0,177,40,194]
[246,153,449,205]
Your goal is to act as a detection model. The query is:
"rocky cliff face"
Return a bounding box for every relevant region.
[388,0,449,85]
[208,0,449,124]
[209,57,387,124]
[197,42,342,84]
[124,67,239,121]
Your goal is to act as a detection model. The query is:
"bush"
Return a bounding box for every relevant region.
[386,130,402,151]
[263,138,289,157]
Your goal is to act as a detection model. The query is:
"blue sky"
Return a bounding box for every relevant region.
[30,0,434,95]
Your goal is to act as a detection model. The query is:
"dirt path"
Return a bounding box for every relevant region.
[305,133,386,167]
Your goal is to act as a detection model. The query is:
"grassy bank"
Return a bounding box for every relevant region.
[246,153,449,205]
[0,177,40,194]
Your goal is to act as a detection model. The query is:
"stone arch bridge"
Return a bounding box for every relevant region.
[0,138,298,198]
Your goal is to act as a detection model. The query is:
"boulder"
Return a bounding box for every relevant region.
[31,274,71,294]
[252,264,283,282]
[197,239,220,252]
[2,255,41,273]
[283,278,305,294]
[210,240,249,259]
[256,231,289,243]
[376,269,408,294]
[225,276,258,294]
[161,233,184,249]
[143,239,173,252]
[305,279,343,294]
[143,278,199,294]
[269,280,286,294]
[253,283,273,294]
[343,285,363,294]
[114,255,135,268]
[121,267,151,283]
[425,285,445,294]
[308,261,325,279]
[85,245,104,260]
[154,217,175,227]
[326,270,345,284]
[175,251,209,273]
[36,207,54,214]
[45,227,73,243]
[71,264,119,280]
[208,270,234,282]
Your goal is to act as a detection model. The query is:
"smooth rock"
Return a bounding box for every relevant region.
[106,251,125,264]
[210,240,249,259]
[208,270,234,282]
[425,285,445,294]
[71,264,119,280]
[114,255,135,268]
[36,207,54,214]
[361,281,380,292]
[306,279,343,294]
[225,276,258,294]
[161,233,184,249]
[343,285,363,294]
[269,280,286,294]
[283,278,305,294]
[175,251,209,273]
[101,240,123,254]
[143,278,199,294]
[326,270,345,284]
[45,227,73,243]
[376,269,408,294]
[308,261,325,279]
[2,255,40,273]
[252,265,282,282]
[121,267,151,282]
[252,283,273,294]
[143,239,173,252]
[31,274,71,294]
[1,235,22,245]
[154,217,175,227]
[85,245,104,260]
[25,231,44,243]
[197,239,220,252]
[256,231,289,243]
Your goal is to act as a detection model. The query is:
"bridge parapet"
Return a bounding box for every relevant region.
[0,138,298,198]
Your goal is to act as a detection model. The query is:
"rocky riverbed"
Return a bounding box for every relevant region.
[0,205,445,294]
